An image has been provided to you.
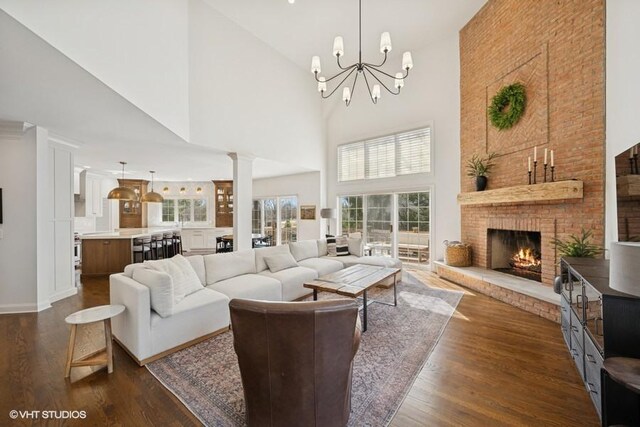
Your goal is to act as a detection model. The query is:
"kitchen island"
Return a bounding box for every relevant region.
[80,227,179,278]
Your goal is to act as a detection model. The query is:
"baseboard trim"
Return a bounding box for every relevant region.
[49,287,78,304]
[0,301,50,314]
[113,325,231,366]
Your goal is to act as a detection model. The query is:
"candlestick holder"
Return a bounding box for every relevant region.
[635,154,639,175]
[551,166,555,182]
[630,157,635,175]
[528,170,532,185]
[533,161,538,184]
[543,164,548,183]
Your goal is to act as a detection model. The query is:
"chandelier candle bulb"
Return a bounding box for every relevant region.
[317,77,327,93]
[333,36,344,57]
[380,32,392,53]
[395,72,404,89]
[372,84,381,101]
[311,56,321,74]
[402,52,414,70]
[342,87,351,102]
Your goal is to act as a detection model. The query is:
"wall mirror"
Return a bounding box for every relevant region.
[615,143,640,242]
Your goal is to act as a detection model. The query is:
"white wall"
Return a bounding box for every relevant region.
[325,35,461,264]
[253,171,323,242]
[187,0,326,171]
[606,0,640,251]
[0,0,190,141]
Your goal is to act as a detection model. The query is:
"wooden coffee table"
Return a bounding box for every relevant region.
[304,264,401,332]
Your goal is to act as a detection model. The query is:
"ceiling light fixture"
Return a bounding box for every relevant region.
[107,161,138,201]
[180,187,186,195]
[196,187,203,194]
[311,0,413,106]
[141,171,164,203]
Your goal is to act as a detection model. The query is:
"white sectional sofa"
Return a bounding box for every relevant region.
[110,238,401,365]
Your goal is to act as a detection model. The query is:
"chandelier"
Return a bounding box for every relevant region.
[311,0,413,106]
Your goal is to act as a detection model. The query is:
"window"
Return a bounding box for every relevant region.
[279,197,297,244]
[161,198,208,223]
[252,196,297,245]
[337,127,431,182]
[398,192,429,232]
[340,196,363,235]
[162,199,175,222]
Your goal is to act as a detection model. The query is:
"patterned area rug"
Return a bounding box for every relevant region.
[146,272,463,426]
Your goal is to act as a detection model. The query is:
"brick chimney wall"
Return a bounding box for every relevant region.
[459,0,605,285]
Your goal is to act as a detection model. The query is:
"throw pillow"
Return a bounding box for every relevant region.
[264,253,299,273]
[132,268,174,318]
[145,254,204,303]
[347,237,364,257]
[326,235,337,257]
[335,236,350,257]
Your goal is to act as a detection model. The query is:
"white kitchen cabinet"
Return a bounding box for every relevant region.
[190,230,206,249]
[75,171,103,217]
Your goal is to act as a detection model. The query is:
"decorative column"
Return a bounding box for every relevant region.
[228,153,254,251]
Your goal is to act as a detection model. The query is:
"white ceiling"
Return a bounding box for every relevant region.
[205,0,487,71]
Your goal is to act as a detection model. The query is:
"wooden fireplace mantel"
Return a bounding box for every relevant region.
[457,180,583,206]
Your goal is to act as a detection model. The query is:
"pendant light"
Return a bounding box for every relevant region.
[141,171,164,203]
[107,161,138,201]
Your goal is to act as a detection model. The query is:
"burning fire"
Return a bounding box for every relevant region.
[511,247,541,270]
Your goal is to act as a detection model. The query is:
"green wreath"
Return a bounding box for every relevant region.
[488,83,526,130]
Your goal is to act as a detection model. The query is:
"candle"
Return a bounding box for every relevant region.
[534,146,537,162]
[544,148,548,165]
[551,150,554,167]
[528,156,531,172]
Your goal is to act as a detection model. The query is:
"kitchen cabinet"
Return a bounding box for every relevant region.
[213,180,233,227]
[118,179,148,228]
[75,171,103,217]
[181,228,232,251]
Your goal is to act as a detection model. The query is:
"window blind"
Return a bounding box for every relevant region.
[337,127,431,182]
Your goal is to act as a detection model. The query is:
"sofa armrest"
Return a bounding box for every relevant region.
[109,273,152,362]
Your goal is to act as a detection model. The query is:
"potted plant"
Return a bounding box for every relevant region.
[552,228,602,258]
[466,153,498,191]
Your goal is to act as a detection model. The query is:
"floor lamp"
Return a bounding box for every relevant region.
[320,208,336,236]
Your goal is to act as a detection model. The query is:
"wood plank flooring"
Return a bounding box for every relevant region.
[0,269,598,426]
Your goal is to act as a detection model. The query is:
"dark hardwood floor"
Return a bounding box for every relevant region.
[0,269,598,426]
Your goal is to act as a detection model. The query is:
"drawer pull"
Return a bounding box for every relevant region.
[586,354,598,364]
[571,325,579,333]
[103,241,110,245]
[586,382,599,394]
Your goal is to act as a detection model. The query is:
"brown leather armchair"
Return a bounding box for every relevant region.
[229,298,361,427]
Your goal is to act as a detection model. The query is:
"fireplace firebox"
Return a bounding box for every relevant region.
[488,229,542,282]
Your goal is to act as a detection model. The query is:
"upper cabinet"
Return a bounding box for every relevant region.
[117,179,148,228]
[213,180,233,227]
[74,170,103,217]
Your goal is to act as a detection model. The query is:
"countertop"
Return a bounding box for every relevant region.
[79,226,233,240]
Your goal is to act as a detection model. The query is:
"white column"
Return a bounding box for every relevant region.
[228,153,254,251]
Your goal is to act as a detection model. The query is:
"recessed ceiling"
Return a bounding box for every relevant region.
[204,0,487,71]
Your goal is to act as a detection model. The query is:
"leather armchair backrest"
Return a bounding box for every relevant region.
[230,298,360,427]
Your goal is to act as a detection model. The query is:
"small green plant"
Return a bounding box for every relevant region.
[552,228,602,258]
[466,153,498,178]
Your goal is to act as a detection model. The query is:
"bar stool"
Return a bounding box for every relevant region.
[151,234,164,260]
[163,232,174,258]
[132,236,152,263]
[173,231,183,256]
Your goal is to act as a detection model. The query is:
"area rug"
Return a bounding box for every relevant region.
[146,272,463,426]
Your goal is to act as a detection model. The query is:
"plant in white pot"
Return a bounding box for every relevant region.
[466,152,497,191]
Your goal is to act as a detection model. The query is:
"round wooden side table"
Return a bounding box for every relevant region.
[64,304,125,378]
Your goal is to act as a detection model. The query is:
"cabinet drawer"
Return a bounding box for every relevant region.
[569,307,584,351]
[583,334,603,417]
[570,335,585,380]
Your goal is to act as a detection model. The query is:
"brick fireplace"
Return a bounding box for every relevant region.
[457,0,605,288]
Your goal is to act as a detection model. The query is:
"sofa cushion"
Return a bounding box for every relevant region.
[347,237,364,257]
[259,266,318,301]
[317,239,328,257]
[298,257,344,276]
[322,255,402,269]
[207,274,282,301]
[289,240,319,261]
[123,263,147,278]
[264,253,299,273]
[132,268,174,318]
[144,255,204,302]
[255,245,291,272]
[150,288,230,357]
[204,249,256,285]
[186,255,206,285]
